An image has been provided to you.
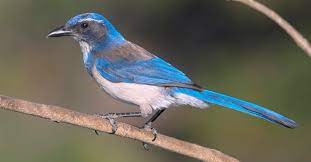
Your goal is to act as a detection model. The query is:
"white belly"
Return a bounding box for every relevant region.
[91,66,176,113]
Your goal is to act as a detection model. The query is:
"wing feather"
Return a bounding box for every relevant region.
[95,56,202,90]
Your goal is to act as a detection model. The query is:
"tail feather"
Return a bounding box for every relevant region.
[174,88,298,128]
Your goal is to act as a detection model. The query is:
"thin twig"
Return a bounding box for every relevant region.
[231,0,311,57]
[0,95,239,162]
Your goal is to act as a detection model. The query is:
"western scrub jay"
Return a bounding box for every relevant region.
[47,13,297,141]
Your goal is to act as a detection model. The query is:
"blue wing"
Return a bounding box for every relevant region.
[95,56,202,89]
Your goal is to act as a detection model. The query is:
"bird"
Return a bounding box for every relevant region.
[47,12,297,139]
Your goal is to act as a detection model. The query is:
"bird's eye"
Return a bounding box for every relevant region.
[80,22,89,29]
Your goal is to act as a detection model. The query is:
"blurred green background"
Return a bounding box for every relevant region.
[0,0,310,162]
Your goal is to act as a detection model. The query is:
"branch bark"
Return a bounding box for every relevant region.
[0,95,239,162]
[231,0,311,57]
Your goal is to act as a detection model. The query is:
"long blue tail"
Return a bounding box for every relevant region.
[173,88,297,128]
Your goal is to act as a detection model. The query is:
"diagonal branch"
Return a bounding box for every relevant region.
[0,95,239,162]
[231,0,311,57]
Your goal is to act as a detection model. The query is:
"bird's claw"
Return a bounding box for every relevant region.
[149,127,157,141]
[94,130,100,135]
[95,113,118,134]
[107,117,117,134]
[143,123,158,141]
[143,142,149,151]
[141,123,158,151]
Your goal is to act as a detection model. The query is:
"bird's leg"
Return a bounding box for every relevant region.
[144,109,166,140]
[95,112,142,134]
[142,109,166,150]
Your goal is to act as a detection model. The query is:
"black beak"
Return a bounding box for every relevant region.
[47,25,73,38]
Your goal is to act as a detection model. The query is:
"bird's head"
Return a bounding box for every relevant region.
[47,13,125,51]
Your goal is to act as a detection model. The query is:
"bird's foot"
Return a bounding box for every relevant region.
[141,122,158,151]
[94,112,142,135]
[143,122,158,141]
[95,113,119,134]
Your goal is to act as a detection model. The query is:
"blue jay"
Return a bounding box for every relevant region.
[47,13,297,139]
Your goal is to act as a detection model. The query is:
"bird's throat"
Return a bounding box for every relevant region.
[79,41,92,55]
[79,41,95,74]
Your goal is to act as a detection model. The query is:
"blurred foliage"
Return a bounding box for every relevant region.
[0,0,310,162]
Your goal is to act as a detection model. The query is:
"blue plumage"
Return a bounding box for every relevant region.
[95,57,194,85]
[47,12,297,129]
[172,88,297,128]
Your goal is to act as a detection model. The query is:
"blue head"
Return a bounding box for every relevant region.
[47,13,125,51]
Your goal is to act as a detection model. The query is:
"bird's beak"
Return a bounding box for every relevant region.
[47,25,73,38]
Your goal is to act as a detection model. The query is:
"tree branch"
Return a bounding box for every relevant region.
[231,0,311,57]
[0,95,239,162]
